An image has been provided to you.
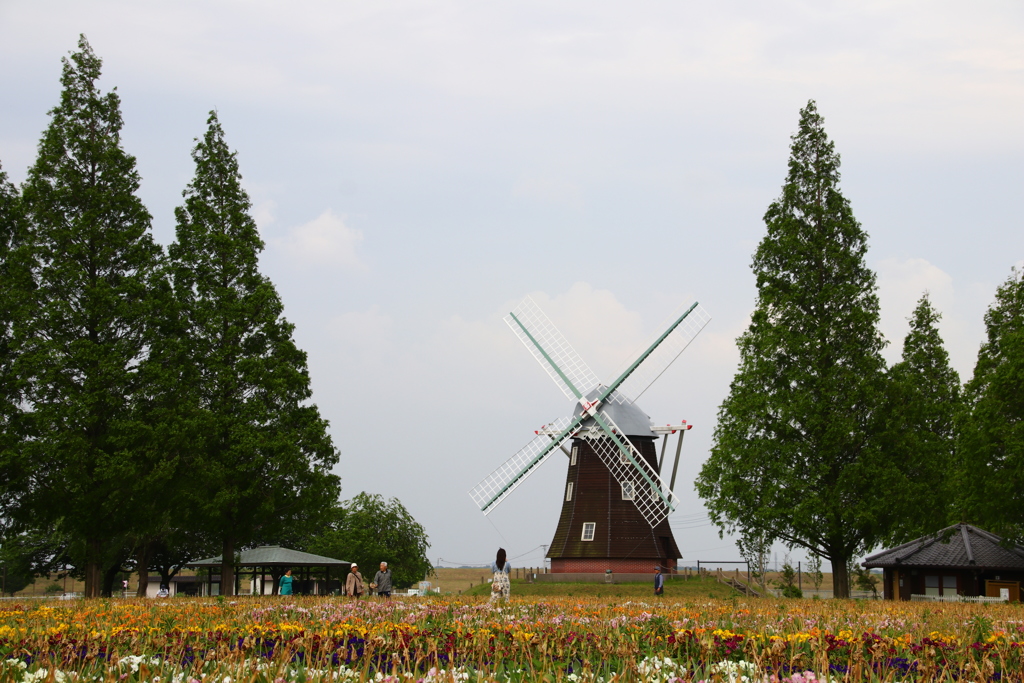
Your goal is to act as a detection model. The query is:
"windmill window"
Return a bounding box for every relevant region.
[565,482,573,502]
[570,445,578,466]
[581,523,596,541]
[621,481,635,500]
[618,449,631,464]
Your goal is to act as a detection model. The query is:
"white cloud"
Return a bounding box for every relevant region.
[522,283,647,379]
[252,200,276,230]
[274,209,366,269]
[692,314,746,369]
[877,257,955,346]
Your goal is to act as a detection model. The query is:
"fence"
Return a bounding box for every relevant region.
[910,593,1007,603]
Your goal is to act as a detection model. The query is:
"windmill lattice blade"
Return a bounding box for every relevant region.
[469,416,578,514]
[579,413,680,526]
[608,303,711,405]
[505,297,600,401]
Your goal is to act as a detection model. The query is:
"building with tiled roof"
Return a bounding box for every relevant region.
[863,524,1024,601]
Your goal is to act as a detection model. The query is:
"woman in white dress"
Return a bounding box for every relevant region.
[489,548,511,603]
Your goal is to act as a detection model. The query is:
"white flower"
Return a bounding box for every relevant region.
[636,655,687,682]
[708,660,761,683]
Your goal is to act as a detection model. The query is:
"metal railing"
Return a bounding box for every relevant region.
[910,593,1007,603]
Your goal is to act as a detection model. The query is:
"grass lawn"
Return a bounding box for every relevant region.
[462,575,738,599]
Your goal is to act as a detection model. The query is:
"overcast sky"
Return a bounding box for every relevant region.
[2,0,1022,574]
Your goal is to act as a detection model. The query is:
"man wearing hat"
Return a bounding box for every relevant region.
[654,565,664,596]
[346,563,364,599]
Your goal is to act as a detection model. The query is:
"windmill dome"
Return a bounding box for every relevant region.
[573,386,656,438]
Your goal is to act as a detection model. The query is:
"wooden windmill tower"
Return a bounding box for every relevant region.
[469,297,710,574]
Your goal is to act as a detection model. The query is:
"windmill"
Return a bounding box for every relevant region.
[469,296,710,574]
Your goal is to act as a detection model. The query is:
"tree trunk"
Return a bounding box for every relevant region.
[84,539,102,598]
[221,535,235,597]
[102,563,119,598]
[831,556,850,599]
[136,544,149,598]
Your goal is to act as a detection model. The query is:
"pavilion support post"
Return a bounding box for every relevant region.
[221,536,236,597]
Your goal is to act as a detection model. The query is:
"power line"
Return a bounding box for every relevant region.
[676,542,736,554]
[436,545,546,567]
[671,511,710,520]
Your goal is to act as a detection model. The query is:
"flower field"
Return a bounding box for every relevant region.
[1,596,1023,682]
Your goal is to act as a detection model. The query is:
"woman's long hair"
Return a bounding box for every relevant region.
[495,548,506,569]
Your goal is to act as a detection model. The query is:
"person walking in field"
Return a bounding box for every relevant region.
[279,569,294,596]
[489,548,511,603]
[346,563,364,599]
[373,562,393,598]
[654,565,664,596]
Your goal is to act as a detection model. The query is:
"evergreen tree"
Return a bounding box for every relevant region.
[878,293,960,541]
[0,163,31,521]
[169,111,340,595]
[19,36,167,597]
[696,101,887,598]
[958,268,1024,540]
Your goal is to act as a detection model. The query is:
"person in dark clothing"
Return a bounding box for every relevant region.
[654,565,664,596]
[373,562,393,598]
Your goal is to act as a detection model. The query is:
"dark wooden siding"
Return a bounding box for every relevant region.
[547,435,681,562]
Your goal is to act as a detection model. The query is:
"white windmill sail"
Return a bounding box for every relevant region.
[606,302,711,405]
[579,412,680,526]
[471,295,707,527]
[469,415,579,514]
[505,296,600,401]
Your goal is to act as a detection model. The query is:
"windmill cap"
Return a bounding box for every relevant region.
[572,386,656,438]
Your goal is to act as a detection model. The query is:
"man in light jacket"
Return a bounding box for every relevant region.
[373,562,393,598]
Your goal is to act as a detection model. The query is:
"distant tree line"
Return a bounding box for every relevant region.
[0,37,429,596]
[697,100,1024,598]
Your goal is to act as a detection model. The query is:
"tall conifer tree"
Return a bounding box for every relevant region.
[19,36,166,597]
[0,163,31,521]
[696,101,887,598]
[958,268,1024,540]
[878,293,960,541]
[169,112,340,595]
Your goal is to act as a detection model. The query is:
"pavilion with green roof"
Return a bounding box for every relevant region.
[187,545,351,596]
